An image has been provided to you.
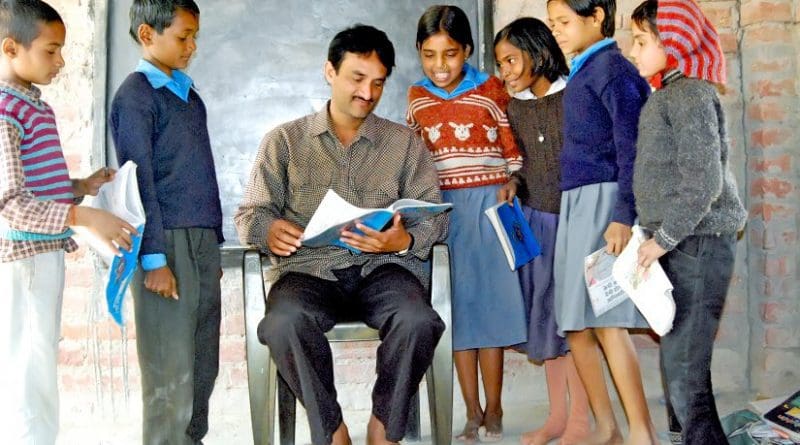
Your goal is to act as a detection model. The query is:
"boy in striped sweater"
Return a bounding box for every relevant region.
[0,1,135,443]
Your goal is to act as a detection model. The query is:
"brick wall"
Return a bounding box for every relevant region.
[39,0,800,442]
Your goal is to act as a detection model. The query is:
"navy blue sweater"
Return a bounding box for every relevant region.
[109,72,223,257]
[560,43,650,226]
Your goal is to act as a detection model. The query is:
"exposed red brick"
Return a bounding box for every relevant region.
[747,101,787,121]
[750,155,791,173]
[718,30,739,53]
[751,58,792,73]
[765,326,800,348]
[751,78,797,97]
[750,203,795,221]
[750,128,792,148]
[744,25,792,45]
[763,256,789,277]
[741,1,793,25]
[750,177,794,198]
[700,2,735,28]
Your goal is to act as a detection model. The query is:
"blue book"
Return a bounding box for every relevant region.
[106,224,144,326]
[302,189,452,254]
[484,197,541,270]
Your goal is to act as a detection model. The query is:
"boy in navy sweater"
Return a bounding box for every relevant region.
[108,1,223,443]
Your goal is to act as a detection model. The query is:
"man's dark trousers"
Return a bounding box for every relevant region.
[257,263,445,445]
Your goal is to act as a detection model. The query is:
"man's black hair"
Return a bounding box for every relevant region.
[327,24,395,77]
[129,0,199,44]
[0,0,63,48]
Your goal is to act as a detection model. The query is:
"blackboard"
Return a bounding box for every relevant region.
[105,0,493,245]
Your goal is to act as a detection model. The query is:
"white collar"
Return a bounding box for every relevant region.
[513,76,567,100]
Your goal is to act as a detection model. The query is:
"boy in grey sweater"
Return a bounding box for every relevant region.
[629,1,747,444]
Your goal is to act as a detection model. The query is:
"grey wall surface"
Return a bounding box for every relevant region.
[106,0,491,245]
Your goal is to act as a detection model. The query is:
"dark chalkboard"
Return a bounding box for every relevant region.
[105,0,492,244]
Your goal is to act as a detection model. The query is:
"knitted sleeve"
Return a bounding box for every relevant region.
[486,77,523,173]
[655,82,724,250]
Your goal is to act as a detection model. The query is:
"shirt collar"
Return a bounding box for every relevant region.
[0,79,42,101]
[567,38,616,82]
[135,59,194,102]
[512,76,568,100]
[310,101,381,145]
[414,63,490,100]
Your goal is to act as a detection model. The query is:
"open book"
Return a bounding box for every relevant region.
[302,189,452,253]
[484,197,541,271]
[73,161,145,326]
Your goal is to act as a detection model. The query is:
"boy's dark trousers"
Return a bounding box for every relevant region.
[258,263,445,445]
[132,228,221,445]
[658,233,736,445]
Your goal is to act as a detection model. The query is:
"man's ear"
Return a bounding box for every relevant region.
[137,23,155,46]
[323,60,336,84]
[1,37,18,59]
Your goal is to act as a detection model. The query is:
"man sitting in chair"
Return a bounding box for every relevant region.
[234,24,447,445]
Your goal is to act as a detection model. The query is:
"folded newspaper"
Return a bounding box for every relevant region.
[584,225,675,336]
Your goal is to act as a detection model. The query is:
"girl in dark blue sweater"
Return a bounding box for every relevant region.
[546,0,657,443]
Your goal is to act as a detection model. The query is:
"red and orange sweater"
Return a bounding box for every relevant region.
[407,76,522,190]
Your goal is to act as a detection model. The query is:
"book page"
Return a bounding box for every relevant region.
[302,189,381,240]
[584,248,629,317]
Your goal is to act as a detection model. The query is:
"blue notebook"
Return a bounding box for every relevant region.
[106,224,144,325]
[484,197,541,270]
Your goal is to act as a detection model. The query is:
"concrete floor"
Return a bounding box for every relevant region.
[58,387,751,445]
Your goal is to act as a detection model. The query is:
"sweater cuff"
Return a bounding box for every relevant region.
[141,253,167,271]
[654,227,679,251]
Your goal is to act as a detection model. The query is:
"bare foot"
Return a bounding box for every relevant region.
[332,421,352,445]
[521,414,567,445]
[366,415,398,445]
[576,428,623,445]
[455,414,482,442]
[482,410,503,443]
[558,415,590,445]
[623,427,659,445]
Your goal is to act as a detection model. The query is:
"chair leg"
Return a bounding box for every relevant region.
[426,361,452,445]
[244,251,276,445]
[278,373,296,445]
[428,244,453,444]
[405,391,422,441]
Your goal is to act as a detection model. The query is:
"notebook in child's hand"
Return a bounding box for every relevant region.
[484,197,541,271]
[301,189,452,254]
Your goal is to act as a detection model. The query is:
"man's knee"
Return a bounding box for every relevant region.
[393,301,445,342]
[256,278,312,347]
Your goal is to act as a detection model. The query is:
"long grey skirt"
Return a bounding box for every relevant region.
[553,182,647,336]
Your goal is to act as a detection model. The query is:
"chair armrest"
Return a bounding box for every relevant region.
[430,243,451,325]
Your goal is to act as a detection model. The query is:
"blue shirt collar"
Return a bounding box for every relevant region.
[567,38,616,82]
[414,63,489,100]
[135,59,194,102]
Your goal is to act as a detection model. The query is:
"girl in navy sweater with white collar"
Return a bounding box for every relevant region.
[547,0,658,443]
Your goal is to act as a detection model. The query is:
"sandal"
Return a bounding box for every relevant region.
[455,416,482,442]
[481,412,503,443]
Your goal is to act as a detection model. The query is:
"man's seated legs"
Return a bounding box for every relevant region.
[357,264,445,444]
[258,264,444,445]
[257,272,345,445]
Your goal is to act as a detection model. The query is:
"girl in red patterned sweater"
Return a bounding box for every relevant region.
[407,5,527,442]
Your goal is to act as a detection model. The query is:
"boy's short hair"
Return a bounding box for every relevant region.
[416,5,474,55]
[0,0,63,47]
[549,0,617,37]
[494,17,570,83]
[129,0,199,44]
[631,0,659,38]
[327,24,395,77]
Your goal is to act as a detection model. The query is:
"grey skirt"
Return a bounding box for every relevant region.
[553,182,647,335]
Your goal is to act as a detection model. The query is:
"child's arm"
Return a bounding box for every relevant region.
[109,87,176,298]
[601,74,649,254]
[655,84,725,251]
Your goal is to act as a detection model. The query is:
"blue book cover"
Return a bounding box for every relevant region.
[106,224,144,325]
[484,197,541,270]
[302,189,452,254]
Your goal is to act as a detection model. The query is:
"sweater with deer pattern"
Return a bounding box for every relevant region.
[407,75,523,190]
